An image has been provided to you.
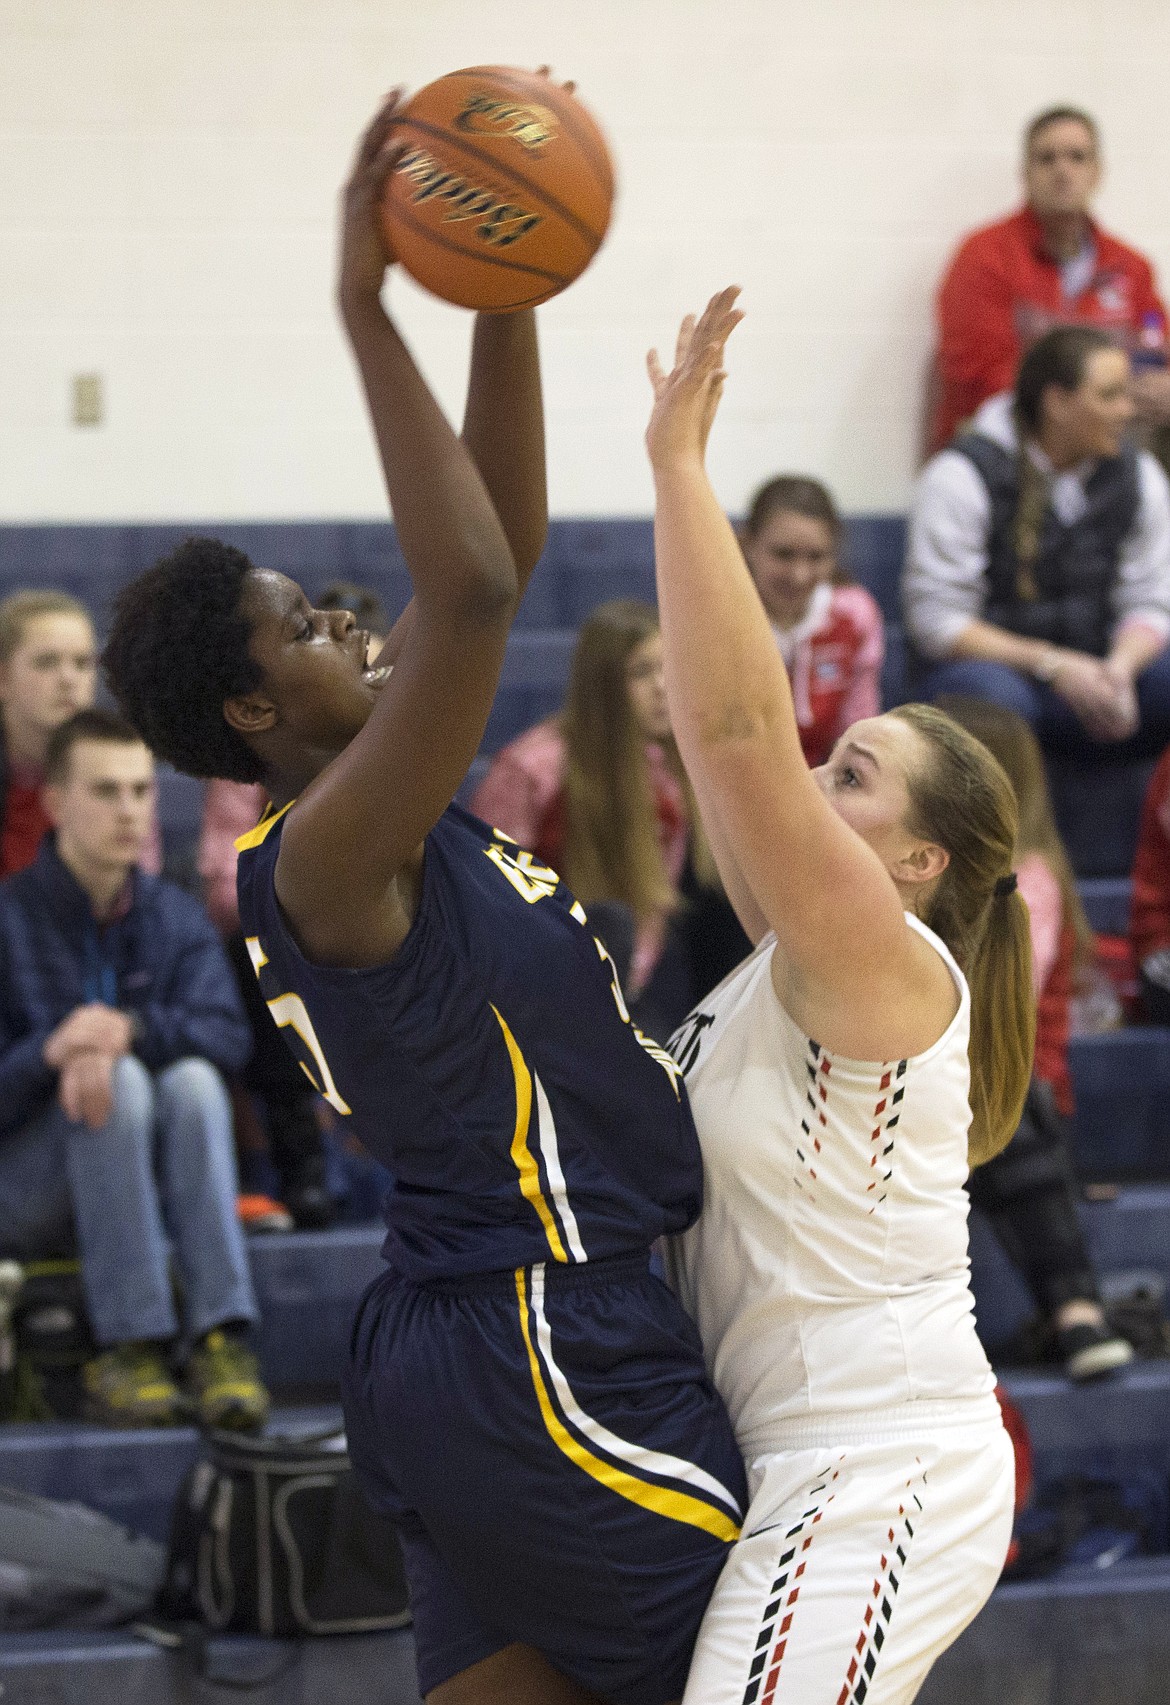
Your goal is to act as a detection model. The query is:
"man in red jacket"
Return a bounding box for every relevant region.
[932,106,1170,452]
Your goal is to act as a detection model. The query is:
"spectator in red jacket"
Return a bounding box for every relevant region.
[1131,742,1170,1021]
[943,695,1133,1380]
[932,106,1170,453]
[739,475,884,767]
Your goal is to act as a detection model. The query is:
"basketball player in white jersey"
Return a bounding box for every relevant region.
[644,291,1035,1705]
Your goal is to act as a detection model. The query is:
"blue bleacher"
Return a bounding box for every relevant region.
[2,522,1170,1695]
[0,515,1154,874]
[0,1190,1167,1700]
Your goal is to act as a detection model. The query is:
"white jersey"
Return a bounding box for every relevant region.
[667,915,995,1455]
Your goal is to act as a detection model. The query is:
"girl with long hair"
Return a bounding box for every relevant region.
[739,475,884,767]
[646,290,1034,1704]
[472,599,715,1024]
[940,695,1133,1380]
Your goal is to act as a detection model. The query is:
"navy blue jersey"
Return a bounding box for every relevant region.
[236,802,703,1280]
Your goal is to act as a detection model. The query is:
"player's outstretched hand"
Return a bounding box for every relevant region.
[646,287,743,471]
[535,64,577,95]
[338,88,411,313]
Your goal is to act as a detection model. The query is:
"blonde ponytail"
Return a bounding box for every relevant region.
[963,886,1035,1165]
[891,704,1036,1166]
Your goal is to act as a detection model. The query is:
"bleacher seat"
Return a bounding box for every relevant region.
[1050,755,1156,881]
[0,1626,424,1704]
[1,520,1169,1697]
[1079,876,1133,937]
[0,1177,1167,1701]
[3,517,1163,872]
[1068,1030,1170,1178]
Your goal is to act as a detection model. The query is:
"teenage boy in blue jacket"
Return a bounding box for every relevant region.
[0,707,267,1429]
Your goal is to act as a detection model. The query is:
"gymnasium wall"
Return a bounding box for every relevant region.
[3,0,1170,524]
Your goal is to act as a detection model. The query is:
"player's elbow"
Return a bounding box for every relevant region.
[691,693,783,753]
[452,532,521,625]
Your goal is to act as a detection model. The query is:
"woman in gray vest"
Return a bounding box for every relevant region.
[903,325,1170,757]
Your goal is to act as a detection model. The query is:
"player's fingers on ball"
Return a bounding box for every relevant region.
[371,133,412,183]
[355,89,407,167]
[535,64,576,91]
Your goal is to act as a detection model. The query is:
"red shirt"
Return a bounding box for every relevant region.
[1035,922,1076,1117]
[774,584,884,769]
[0,758,164,883]
[1131,743,1170,965]
[0,766,52,880]
[932,206,1168,450]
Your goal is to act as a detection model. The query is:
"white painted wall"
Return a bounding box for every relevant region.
[3,0,1170,522]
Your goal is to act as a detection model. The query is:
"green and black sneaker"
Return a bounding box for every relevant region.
[82,1343,183,1428]
[186,1329,270,1433]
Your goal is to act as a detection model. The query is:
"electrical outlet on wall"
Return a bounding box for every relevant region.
[71,373,104,427]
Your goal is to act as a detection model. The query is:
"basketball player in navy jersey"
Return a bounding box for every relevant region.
[103,92,745,1705]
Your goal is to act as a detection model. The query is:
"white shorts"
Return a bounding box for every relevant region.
[681,1413,1014,1705]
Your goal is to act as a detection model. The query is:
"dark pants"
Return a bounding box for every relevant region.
[226,931,325,1184]
[1140,969,1170,1026]
[967,1079,1099,1316]
[915,648,1170,761]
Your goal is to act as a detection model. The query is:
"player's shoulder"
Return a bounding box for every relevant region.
[945,208,1026,274]
[1094,221,1158,280]
[234,799,292,859]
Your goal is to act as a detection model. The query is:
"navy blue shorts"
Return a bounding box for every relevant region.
[342,1253,746,1705]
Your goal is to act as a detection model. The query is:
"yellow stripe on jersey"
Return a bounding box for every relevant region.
[491,1005,568,1264]
[514,1268,741,1544]
[233,799,295,853]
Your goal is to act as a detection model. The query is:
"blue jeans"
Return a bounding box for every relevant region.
[0,1055,258,1347]
[914,647,1170,760]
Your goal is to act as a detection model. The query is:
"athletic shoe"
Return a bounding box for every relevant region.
[83,1343,183,1428]
[282,1175,338,1231]
[1056,1321,1135,1382]
[236,1193,294,1233]
[186,1329,270,1432]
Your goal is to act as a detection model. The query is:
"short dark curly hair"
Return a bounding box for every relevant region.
[103,536,266,783]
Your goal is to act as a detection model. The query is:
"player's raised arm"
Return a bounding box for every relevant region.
[272,94,520,963]
[373,307,547,673]
[645,293,940,1045]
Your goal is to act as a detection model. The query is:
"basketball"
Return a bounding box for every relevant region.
[380,66,615,312]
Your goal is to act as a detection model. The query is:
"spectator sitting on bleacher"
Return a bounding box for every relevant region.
[931,106,1170,455]
[0,709,268,1430]
[739,474,885,767]
[198,778,338,1229]
[471,599,715,1035]
[942,695,1134,1380]
[1129,741,1170,1023]
[905,325,1170,759]
[0,590,162,880]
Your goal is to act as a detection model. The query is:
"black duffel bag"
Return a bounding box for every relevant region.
[162,1426,410,1638]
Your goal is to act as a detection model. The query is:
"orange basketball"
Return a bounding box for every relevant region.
[381,66,615,312]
